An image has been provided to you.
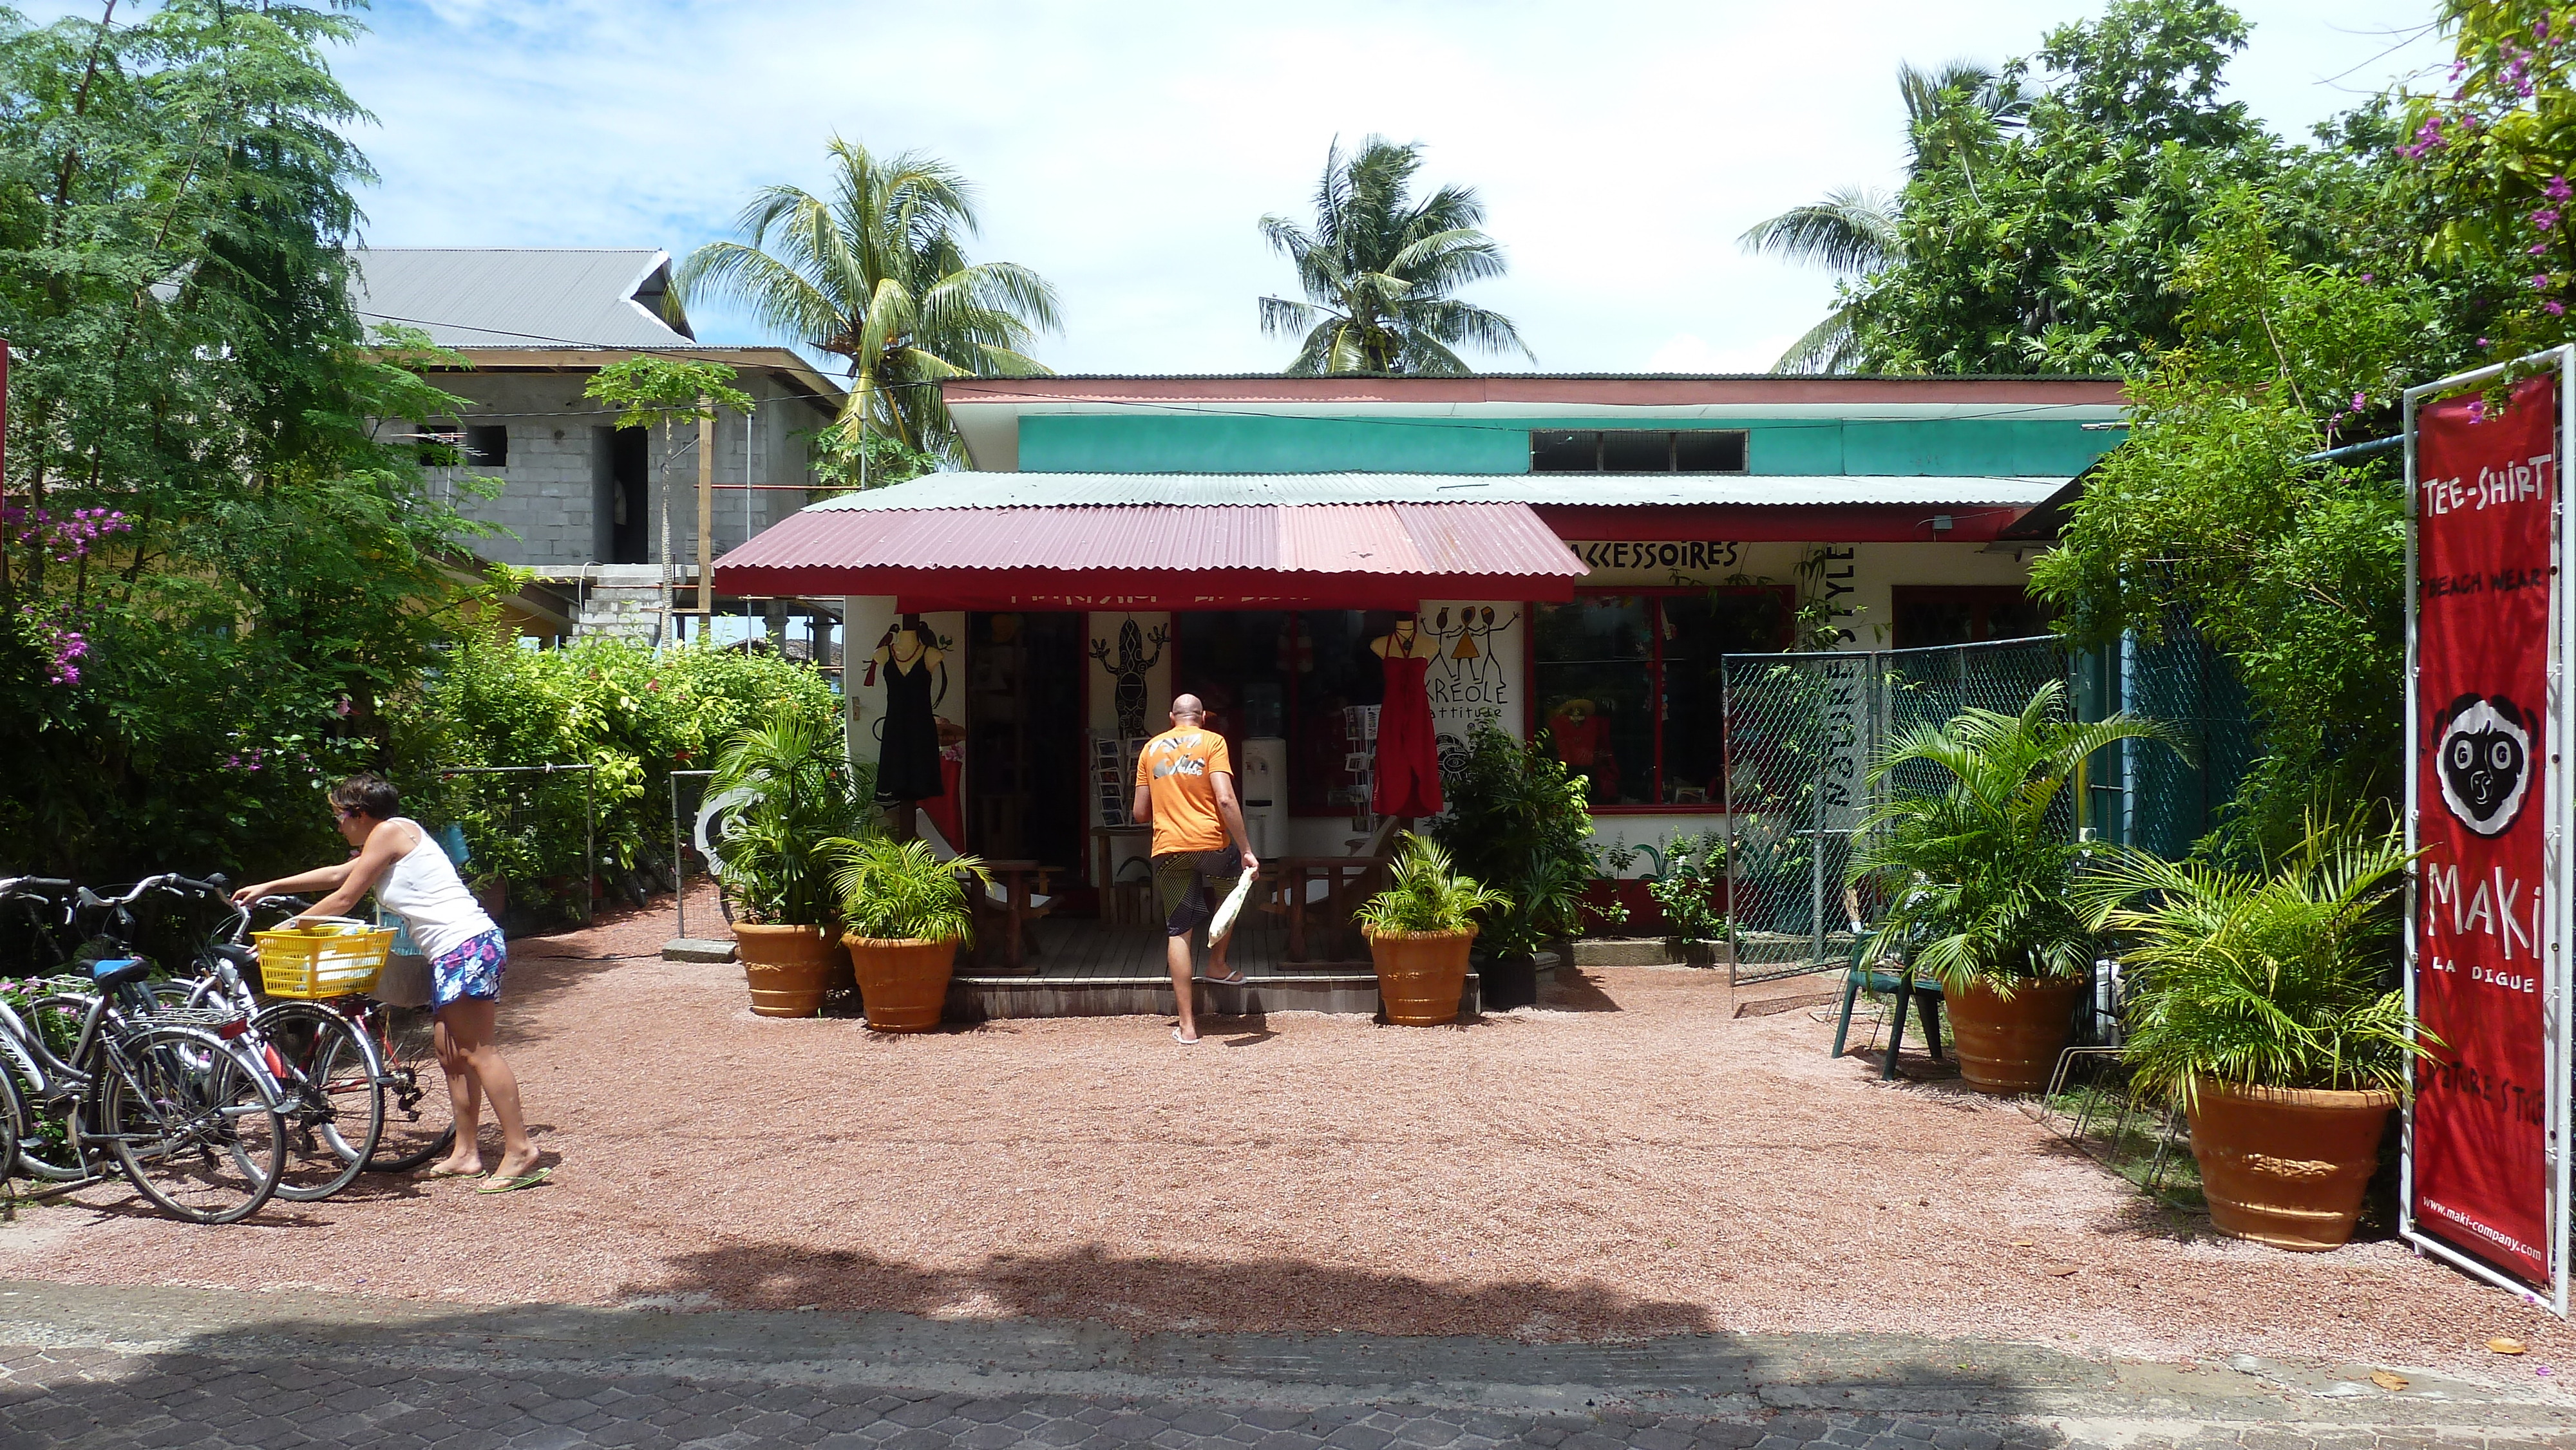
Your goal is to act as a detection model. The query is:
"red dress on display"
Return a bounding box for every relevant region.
[1373,652,1443,816]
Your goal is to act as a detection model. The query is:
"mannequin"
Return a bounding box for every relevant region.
[873,615,947,814]
[1368,615,1442,817]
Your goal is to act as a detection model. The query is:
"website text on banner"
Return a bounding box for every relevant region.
[2412,373,2558,1289]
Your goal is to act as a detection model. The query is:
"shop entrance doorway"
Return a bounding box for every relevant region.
[964,612,1087,883]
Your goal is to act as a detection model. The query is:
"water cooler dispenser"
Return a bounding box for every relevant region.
[1240,737,1288,860]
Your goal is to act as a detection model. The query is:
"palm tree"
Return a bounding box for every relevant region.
[677,137,1061,464]
[1738,61,2023,374]
[1258,137,1533,375]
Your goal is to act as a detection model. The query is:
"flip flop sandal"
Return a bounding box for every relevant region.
[476,1166,554,1194]
[1171,1027,1200,1045]
[421,1165,486,1180]
[1194,969,1247,985]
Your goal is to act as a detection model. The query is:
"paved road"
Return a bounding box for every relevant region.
[0,1281,2569,1449]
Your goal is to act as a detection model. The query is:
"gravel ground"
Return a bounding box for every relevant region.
[2,894,2568,1386]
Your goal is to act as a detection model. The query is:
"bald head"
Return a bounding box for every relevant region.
[1170,694,1206,722]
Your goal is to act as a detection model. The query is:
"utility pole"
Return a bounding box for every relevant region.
[696,395,714,615]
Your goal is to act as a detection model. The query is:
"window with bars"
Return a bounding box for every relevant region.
[1530,588,1792,808]
[1529,429,1748,474]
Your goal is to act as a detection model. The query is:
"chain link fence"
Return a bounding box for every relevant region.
[1719,631,2249,986]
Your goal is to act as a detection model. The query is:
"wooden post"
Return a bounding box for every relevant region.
[695,397,714,614]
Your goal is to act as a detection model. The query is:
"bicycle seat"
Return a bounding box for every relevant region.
[90,957,151,990]
[210,943,256,969]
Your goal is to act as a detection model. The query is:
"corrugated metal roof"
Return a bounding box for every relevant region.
[946,372,2128,383]
[348,248,696,350]
[720,502,1583,578]
[807,472,2067,511]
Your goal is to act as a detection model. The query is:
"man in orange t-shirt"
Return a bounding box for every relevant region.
[1132,693,1260,1044]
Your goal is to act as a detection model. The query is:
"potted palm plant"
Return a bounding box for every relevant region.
[2076,816,2432,1251]
[708,712,866,1018]
[831,836,990,1033]
[1848,681,2171,1093]
[1356,833,1510,1026]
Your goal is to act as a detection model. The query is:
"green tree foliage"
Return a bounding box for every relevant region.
[1258,137,1532,375]
[676,137,1060,464]
[2402,1,2576,358]
[1738,62,2022,373]
[0,1,493,880]
[707,708,867,929]
[2030,192,2497,836]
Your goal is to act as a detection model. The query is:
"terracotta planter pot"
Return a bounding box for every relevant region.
[735,923,837,1019]
[844,936,957,1033]
[2186,1080,2396,1252]
[1367,928,1476,1026]
[1944,976,2087,1095]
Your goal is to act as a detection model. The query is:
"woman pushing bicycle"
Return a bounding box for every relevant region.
[232,773,550,1193]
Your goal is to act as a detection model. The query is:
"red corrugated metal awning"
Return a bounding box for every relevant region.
[714,502,1586,609]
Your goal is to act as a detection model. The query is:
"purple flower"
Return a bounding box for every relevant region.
[2551,301,2568,315]
[2537,273,2557,290]
[2550,175,2573,202]
[2537,208,2561,231]
[2470,399,2490,423]
[2360,272,2375,283]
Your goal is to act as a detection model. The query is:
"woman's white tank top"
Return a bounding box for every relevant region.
[374,817,499,963]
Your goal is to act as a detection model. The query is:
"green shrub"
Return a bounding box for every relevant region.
[833,837,986,943]
[1432,711,1607,958]
[1644,832,1728,942]
[385,630,846,919]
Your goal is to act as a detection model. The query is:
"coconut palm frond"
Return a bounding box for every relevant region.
[676,135,1060,457]
[1258,135,1528,375]
[1354,833,1511,935]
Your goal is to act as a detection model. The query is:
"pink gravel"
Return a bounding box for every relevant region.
[3,895,2569,1384]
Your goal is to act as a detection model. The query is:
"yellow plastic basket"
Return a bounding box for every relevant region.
[252,920,395,999]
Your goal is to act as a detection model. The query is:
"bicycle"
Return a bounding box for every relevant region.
[0,930,287,1224]
[175,889,456,1181]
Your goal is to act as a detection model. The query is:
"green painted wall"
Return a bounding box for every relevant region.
[1017,413,2115,476]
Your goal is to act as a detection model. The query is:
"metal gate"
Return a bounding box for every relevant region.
[1719,637,2072,984]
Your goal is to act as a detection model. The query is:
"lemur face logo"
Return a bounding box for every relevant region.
[2436,693,2534,836]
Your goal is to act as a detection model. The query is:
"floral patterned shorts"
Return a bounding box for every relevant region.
[429,929,507,1012]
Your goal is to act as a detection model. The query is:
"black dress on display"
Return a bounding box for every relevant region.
[875,655,944,804]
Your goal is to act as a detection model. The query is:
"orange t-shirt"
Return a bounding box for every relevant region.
[1137,728,1233,856]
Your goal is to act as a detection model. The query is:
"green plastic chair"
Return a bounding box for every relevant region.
[1830,927,1945,1080]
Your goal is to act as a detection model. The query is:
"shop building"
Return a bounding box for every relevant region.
[717,374,2121,986]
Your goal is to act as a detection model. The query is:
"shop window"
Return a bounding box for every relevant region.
[1529,429,1748,474]
[1889,586,2050,649]
[1172,610,1395,816]
[1531,589,1792,807]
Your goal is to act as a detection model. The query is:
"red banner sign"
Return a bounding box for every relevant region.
[2413,375,2558,1286]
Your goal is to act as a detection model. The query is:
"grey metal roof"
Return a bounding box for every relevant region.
[348,248,696,349]
[807,473,2068,511]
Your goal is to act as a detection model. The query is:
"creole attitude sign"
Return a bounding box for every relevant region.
[2405,362,2568,1307]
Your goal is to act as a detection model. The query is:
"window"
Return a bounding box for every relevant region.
[1529,429,1747,474]
[1531,589,1792,807]
[1889,586,2050,649]
[464,424,509,468]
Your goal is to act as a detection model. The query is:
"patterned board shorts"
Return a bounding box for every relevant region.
[428,929,507,1011]
[1153,850,1241,939]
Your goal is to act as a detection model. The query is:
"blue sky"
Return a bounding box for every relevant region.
[40,1,2455,375]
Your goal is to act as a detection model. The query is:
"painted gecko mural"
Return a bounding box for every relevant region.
[1089,617,1170,739]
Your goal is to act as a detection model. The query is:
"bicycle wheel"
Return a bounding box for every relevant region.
[11,996,95,1181]
[99,1028,285,1225]
[252,1003,383,1201]
[0,1068,20,1200]
[364,1004,455,1173]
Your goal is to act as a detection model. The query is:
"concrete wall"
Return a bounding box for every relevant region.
[1016,413,2115,478]
[416,370,832,574]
